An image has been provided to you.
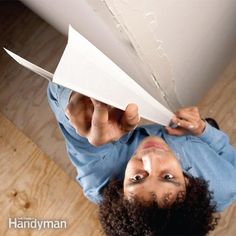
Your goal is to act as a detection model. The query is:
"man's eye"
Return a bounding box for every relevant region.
[163,173,174,180]
[131,174,145,182]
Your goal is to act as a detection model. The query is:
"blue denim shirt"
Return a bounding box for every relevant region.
[47,82,236,212]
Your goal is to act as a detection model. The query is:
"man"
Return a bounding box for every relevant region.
[47,82,236,235]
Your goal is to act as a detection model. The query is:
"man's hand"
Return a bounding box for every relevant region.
[166,106,206,136]
[65,92,140,146]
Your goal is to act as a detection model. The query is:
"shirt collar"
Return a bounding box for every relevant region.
[119,130,135,143]
[119,125,159,144]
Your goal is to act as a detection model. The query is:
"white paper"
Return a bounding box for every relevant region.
[4,48,53,82]
[4,25,173,126]
[53,26,173,125]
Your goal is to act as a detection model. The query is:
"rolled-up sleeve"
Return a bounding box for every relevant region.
[58,86,73,113]
[47,82,73,115]
[198,122,236,166]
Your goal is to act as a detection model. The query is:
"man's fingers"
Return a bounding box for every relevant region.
[65,95,93,136]
[175,107,200,123]
[68,92,84,115]
[121,103,140,131]
[175,110,196,122]
[172,116,199,130]
[65,105,90,136]
[69,92,82,103]
[90,99,109,127]
[65,103,79,124]
[165,127,188,136]
[85,99,110,146]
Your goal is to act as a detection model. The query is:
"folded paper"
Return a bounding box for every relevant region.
[4,25,173,126]
[4,48,53,82]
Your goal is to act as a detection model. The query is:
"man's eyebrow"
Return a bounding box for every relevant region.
[125,179,146,188]
[126,179,181,188]
[161,179,181,187]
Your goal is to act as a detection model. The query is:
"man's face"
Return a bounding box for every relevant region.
[123,136,186,206]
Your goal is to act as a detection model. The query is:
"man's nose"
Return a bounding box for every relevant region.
[141,152,160,174]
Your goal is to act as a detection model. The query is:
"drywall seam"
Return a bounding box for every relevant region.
[101,0,180,110]
[86,0,171,109]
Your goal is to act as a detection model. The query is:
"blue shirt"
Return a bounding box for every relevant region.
[47,82,236,212]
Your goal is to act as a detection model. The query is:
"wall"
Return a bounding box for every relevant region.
[20,0,236,110]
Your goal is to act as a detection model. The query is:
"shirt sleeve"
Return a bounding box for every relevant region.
[198,122,236,164]
[47,82,73,114]
[57,85,73,114]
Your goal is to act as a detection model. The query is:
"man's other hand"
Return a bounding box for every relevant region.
[166,106,206,136]
[65,92,140,146]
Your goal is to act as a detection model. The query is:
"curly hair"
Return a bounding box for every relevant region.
[99,175,219,236]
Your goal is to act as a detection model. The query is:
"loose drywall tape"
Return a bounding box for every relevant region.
[4,25,173,126]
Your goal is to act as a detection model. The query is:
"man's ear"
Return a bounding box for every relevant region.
[183,172,190,186]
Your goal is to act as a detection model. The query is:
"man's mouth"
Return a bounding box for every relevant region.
[142,141,166,151]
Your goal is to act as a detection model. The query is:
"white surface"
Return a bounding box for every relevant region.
[20,0,168,108]
[21,0,236,107]
[4,26,173,126]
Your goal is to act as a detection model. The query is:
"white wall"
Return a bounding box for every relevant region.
[20,0,236,110]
